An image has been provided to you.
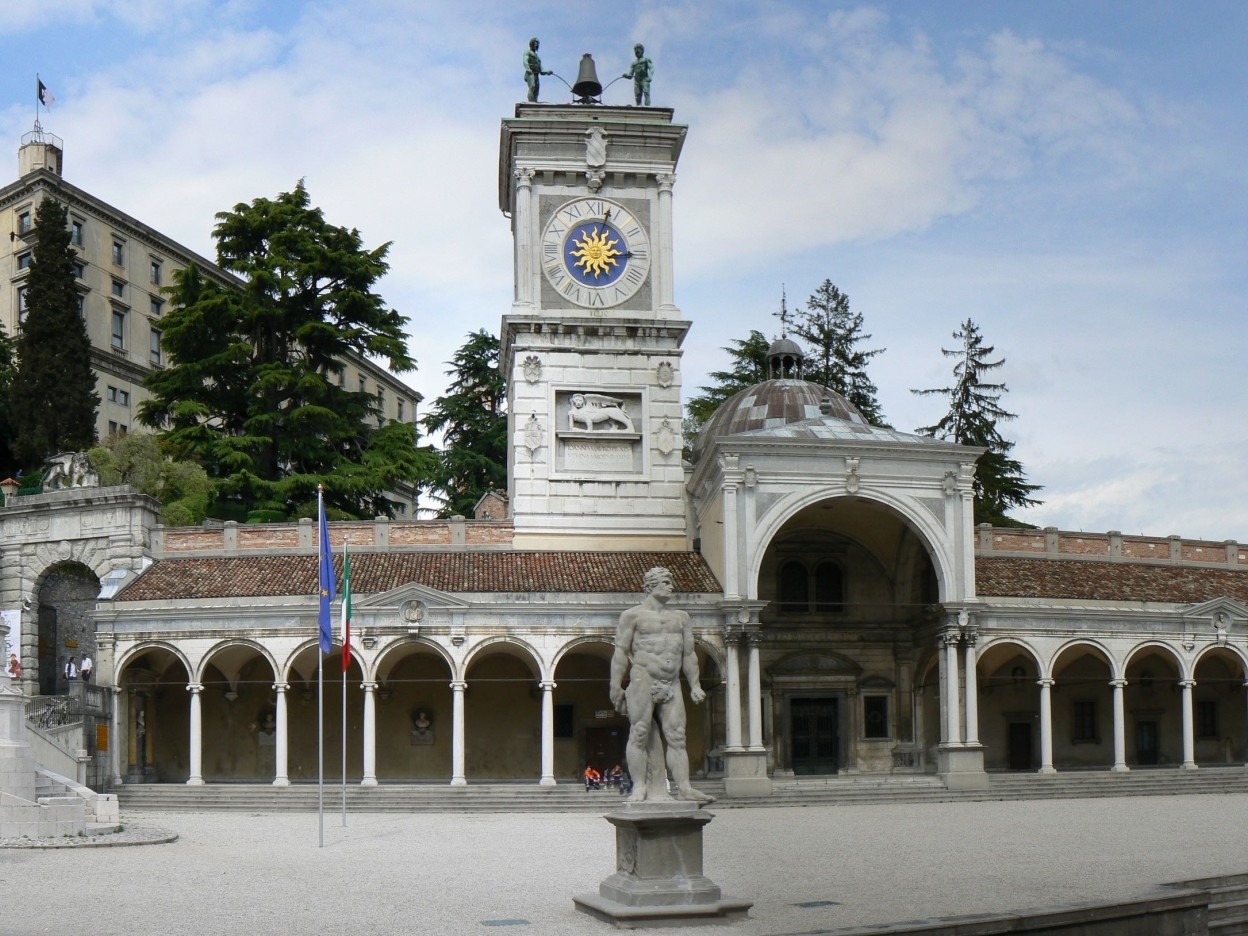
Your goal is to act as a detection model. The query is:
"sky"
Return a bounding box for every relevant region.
[2,1,1246,540]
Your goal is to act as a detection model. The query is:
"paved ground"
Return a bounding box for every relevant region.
[2,793,1246,935]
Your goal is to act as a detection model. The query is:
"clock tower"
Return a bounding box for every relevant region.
[499,104,690,549]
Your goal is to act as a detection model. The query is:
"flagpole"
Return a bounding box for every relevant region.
[341,540,347,828]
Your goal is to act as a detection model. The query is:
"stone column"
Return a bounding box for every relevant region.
[540,680,557,786]
[655,173,677,314]
[942,630,961,745]
[1179,679,1197,769]
[962,631,980,746]
[187,683,204,785]
[450,680,467,786]
[272,682,290,787]
[512,166,537,311]
[721,478,740,600]
[724,637,743,751]
[110,686,124,787]
[1037,678,1056,774]
[360,681,378,787]
[1110,679,1128,772]
[746,633,764,751]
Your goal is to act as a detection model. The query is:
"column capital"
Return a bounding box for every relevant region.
[272,682,290,693]
[186,683,204,694]
[1178,678,1195,689]
[656,172,676,192]
[360,681,378,692]
[513,165,536,187]
[539,680,557,691]
[745,630,765,648]
[1036,678,1055,689]
[940,629,961,648]
[450,680,467,691]
[1109,678,1127,689]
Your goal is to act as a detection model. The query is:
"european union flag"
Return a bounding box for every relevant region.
[317,491,335,654]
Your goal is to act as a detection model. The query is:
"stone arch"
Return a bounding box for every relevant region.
[463,637,545,781]
[115,641,193,783]
[372,638,455,782]
[29,558,102,695]
[1049,638,1118,680]
[749,488,958,606]
[198,639,281,782]
[1050,641,1117,770]
[976,639,1045,771]
[1191,646,1248,765]
[463,635,543,680]
[1122,642,1185,767]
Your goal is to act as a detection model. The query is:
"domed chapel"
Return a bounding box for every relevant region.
[5,98,1246,795]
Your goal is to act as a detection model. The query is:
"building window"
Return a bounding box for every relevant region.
[70,219,83,246]
[18,211,32,234]
[17,286,29,324]
[554,704,575,739]
[813,561,845,612]
[111,240,125,266]
[1072,700,1098,743]
[376,387,385,425]
[111,310,126,349]
[150,297,163,317]
[358,375,367,394]
[337,369,346,388]
[777,560,808,613]
[72,260,85,279]
[149,259,162,285]
[106,386,130,406]
[863,696,889,739]
[76,293,85,317]
[17,252,32,270]
[111,279,125,298]
[1197,700,1218,740]
[108,421,128,437]
[150,328,162,365]
[397,399,405,422]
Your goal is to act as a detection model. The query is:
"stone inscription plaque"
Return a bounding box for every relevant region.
[563,439,634,473]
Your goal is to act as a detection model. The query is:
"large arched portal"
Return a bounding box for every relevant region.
[374,641,454,781]
[758,496,941,776]
[35,562,101,696]
[116,645,190,783]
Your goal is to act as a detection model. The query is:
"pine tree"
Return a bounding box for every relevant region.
[10,198,100,467]
[913,318,1041,527]
[420,329,507,518]
[789,280,887,425]
[685,330,773,431]
[138,181,419,519]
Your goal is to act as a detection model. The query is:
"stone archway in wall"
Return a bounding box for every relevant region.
[116,645,191,783]
[283,641,363,782]
[0,488,160,696]
[463,640,542,781]
[374,640,454,781]
[33,561,101,696]
[1123,646,1183,767]
[199,642,279,782]
[1192,647,1248,766]
[976,641,1044,771]
[1051,643,1115,770]
[755,495,943,777]
[552,639,620,784]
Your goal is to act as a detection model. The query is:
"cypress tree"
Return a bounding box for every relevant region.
[913,318,1041,526]
[11,198,99,468]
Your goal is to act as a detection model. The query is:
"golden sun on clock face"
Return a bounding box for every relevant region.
[541,197,651,308]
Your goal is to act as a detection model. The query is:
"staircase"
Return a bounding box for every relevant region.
[115,766,1248,813]
[1172,874,1248,935]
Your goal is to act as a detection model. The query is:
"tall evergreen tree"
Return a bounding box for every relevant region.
[420,330,507,518]
[0,324,18,474]
[789,280,887,425]
[138,181,419,519]
[10,198,100,467]
[685,329,772,431]
[912,318,1042,527]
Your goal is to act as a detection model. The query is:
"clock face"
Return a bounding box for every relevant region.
[541,197,651,308]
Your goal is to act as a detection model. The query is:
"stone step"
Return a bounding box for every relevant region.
[113,767,1248,812]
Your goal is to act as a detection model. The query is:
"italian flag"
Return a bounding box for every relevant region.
[340,541,352,672]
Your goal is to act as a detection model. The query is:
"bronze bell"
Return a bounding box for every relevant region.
[572,53,602,103]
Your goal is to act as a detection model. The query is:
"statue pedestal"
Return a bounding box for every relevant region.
[573,802,752,928]
[937,743,989,790]
[722,749,771,797]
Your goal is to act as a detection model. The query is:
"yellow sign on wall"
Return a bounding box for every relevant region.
[96,724,108,752]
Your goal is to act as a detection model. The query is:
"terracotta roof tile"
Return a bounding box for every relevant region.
[115,552,722,602]
[976,557,1248,604]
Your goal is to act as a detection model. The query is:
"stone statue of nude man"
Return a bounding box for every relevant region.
[609,567,714,804]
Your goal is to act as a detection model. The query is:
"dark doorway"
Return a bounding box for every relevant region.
[790,697,839,774]
[1136,721,1159,765]
[37,605,57,695]
[584,724,626,774]
[1007,722,1033,770]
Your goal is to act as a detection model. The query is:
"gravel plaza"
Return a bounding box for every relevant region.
[2,792,1246,935]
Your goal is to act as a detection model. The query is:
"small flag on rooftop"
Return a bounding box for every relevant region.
[37,79,54,108]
